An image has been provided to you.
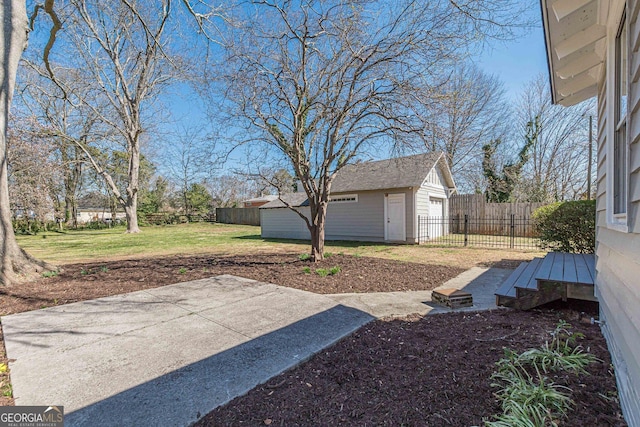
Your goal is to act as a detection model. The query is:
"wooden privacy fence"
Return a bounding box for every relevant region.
[451,194,544,218]
[216,207,260,226]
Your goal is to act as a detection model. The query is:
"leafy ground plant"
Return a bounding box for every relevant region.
[298,253,311,261]
[486,321,597,427]
[315,266,341,277]
[42,271,58,278]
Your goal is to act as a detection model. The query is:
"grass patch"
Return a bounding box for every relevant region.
[298,253,311,261]
[315,266,341,277]
[42,270,58,278]
[15,223,543,270]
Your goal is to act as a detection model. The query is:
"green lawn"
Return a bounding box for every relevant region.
[16,223,270,264]
[16,222,543,269]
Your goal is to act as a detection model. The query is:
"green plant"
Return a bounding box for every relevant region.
[80,268,88,275]
[486,321,596,427]
[42,270,58,278]
[100,266,109,273]
[178,267,187,274]
[315,268,329,277]
[302,266,311,274]
[315,266,341,277]
[2,383,12,397]
[533,200,595,253]
[324,252,333,258]
[298,253,311,261]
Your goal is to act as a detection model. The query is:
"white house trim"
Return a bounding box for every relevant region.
[606,1,630,232]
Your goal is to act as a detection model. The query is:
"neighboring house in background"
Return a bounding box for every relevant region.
[542,0,640,424]
[243,195,278,208]
[76,207,126,224]
[260,152,456,243]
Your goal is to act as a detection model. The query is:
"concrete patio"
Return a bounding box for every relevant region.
[2,267,510,426]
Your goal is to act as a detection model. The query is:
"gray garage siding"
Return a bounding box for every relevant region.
[260,188,416,243]
[260,207,309,240]
[325,191,385,241]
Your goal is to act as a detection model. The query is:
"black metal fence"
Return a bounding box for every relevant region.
[418,214,541,249]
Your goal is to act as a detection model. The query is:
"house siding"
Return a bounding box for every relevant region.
[260,188,418,243]
[325,190,385,242]
[595,2,640,424]
[260,207,309,240]
[416,167,449,219]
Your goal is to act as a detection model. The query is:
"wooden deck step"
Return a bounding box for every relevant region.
[535,251,557,281]
[540,252,595,285]
[496,253,597,310]
[495,261,529,298]
[583,253,596,281]
[514,257,543,291]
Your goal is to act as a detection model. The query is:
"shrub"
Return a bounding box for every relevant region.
[532,200,595,253]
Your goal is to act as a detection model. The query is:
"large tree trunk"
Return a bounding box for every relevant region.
[308,203,327,262]
[1,0,55,285]
[124,195,140,233]
[124,134,140,233]
[62,144,82,228]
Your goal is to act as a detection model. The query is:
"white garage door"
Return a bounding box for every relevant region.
[429,198,444,239]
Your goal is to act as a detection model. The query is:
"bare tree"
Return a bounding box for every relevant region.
[206,174,259,208]
[22,0,181,233]
[213,0,530,261]
[417,63,509,193]
[513,75,595,202]
[7,116,62,230]
[0,0,225,283]
[158,125,218,214]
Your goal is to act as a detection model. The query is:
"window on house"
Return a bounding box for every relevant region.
[329,194,358,203]
[614,10,628,215]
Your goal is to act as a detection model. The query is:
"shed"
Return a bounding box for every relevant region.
[260,152,456,243]
[542,0,640,424]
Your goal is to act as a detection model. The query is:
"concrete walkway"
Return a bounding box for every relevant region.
[2,267,511,427]
[328,267,513,318]
[2,275,373,427]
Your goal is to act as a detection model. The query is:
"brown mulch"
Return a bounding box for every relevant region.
[197,305,626,427]
[0,253,463,407]
[0,254,465,316]
[0,253,628,425]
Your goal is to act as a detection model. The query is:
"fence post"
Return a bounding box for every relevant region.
[510,214,515,249]
[464,214,468,246]
[418,215,421,244]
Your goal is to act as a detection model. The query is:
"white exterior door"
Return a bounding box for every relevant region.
[386,193,406,241]
[429,197,444,239]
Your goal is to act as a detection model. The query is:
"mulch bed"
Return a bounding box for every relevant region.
[197,305,627,427]
[0,253,629,425]
[0,254,465,316]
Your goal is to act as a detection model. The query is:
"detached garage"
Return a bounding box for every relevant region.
[260,152,456,244]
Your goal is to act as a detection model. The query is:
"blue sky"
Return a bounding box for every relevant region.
[474,20,549,101]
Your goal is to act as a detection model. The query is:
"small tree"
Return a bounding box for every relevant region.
[184,183,212,215]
